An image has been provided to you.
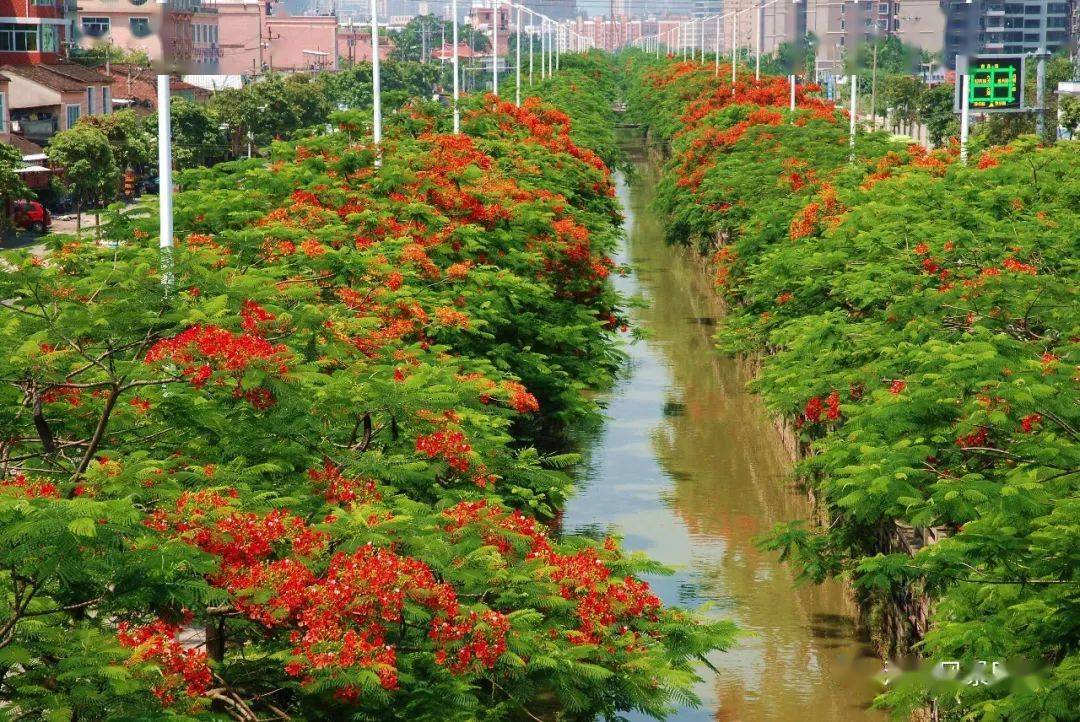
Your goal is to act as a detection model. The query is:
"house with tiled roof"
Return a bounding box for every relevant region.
[105,64,210,114]
[2,62,114,142]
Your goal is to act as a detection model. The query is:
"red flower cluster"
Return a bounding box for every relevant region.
[503,380,540,414]
[1020,413,1042,433]
[429,610,510,673]
[825,390,842,421]
[0,473,60,498]
[956,427,989,448]
[1002,257,1038,275]
[144,491,507,700]
[144,490,327,567]
[117,618,213,704]
[307,462,380,507]
[415,430,473,472]
[145,325,291,404]
[441,501,661,645]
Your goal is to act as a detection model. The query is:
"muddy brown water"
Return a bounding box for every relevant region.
[561,147,885,721]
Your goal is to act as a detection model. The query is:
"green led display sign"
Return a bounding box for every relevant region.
[967,55,1025,111]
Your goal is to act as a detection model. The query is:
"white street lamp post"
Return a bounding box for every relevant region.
[714,15,720,75]
[515,5,522,105]
[849,74,858,160]
[731,11,737,91]
[492,0,498,94]
[155,0,172,286]
[755,2,761,80]
[370,0,382,164]
[452,0,460,134]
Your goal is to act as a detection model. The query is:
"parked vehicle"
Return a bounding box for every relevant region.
[12,200,51,233]
[137,176,159,196]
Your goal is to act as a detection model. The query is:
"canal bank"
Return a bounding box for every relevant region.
[562,144,885,721]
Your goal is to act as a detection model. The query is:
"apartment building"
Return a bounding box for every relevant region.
[74,0,221,71]
[0,0,67,66]
[942,0,1072,67]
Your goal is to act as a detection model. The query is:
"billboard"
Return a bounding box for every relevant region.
[956,55,1026,112]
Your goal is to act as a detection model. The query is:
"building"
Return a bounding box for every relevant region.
[266,11,339,71]
[74,0,221,72]
[942,0,1073,68]
[217,1,346,74]
[468,2,512,55]
[105,63,209,113]
[0,0,67,66]
[804,1,950,77]
[216,0,269,75]
[337,23,393,65]
[3,62,114,142]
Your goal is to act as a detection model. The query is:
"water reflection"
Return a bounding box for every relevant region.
[561,152,883,721]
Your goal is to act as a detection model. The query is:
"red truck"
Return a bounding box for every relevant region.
[11,199,51,233]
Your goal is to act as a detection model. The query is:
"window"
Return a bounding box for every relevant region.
[1047,16,1067,27]
[0,92,5,133]
[40,24,57,52]
[210,25,217,44]
[1047,2,1068,11]
[130,17,151,37]
[1024,18,1041,27]
[81,17,110,38]
[86,86,94,115]
[0,24,41,52]
[102,86,111,114]
[66,104,80,129]
[31,0,55,5]
[1023,32,1039,41]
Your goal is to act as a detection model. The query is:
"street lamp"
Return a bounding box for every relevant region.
[370,0,382,165]
[156,0,173,287]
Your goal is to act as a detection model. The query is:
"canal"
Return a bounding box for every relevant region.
[562,145,884,721]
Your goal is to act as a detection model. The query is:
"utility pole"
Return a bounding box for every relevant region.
[1036,48,1048,138]
[492,0,498,94]
[700,15,705,63]
[515,5,522,106]
[731,11,737,92]
[715,15,720,75]
[960,70,970,164]
[370,0,382,165]
[452,0,460,133]
[155,0,173,287]
[870,43,878,128]
[755,2,761,80]
[849,74,858,161]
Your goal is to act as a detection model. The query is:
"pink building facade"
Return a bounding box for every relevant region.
[265,12,338,72]
[75,0,220,72]
[218,1,349,75]
[337,25,392,66]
